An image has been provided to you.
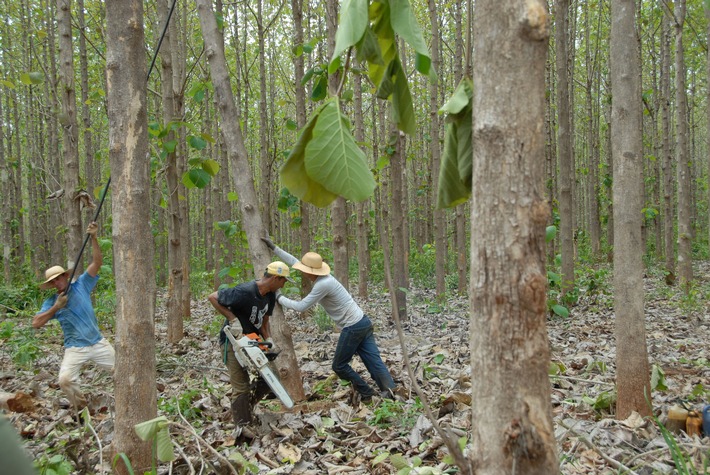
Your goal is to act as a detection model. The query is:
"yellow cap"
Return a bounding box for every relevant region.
[266,261,294,282]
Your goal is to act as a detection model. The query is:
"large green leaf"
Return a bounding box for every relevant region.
[355,26,384,65]
[439,78,471,115]
[303,98,375,203]
[436,78,473,208]
[182,168,211,189]
[281,104,340,207]
[389,56,416,135]
[201,158,220,176]
[368,1,397,89]
[437,121,469,208]
[389,0,433,78]
[331,0,369,64]
[134,416,175,462]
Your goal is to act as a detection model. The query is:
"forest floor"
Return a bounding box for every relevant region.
[2,262,710,474]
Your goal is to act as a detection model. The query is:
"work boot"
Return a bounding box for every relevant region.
[231,393,252,426]
[232,394,259,444]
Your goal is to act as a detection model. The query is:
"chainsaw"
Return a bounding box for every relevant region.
[223,327,294,409]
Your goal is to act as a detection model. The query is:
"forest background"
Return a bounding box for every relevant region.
[1,0,710,473]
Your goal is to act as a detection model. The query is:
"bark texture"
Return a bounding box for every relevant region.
[105,0,157,471]
[610,0,651,419]
[57,0,83,272]
[674,0,692,289]
[556,0,574,294]
[195,0,305,401]
[469,1,558,473]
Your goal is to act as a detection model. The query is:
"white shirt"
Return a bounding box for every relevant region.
[274,246,363,329]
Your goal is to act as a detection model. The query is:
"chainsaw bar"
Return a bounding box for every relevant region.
[224,327,294,409]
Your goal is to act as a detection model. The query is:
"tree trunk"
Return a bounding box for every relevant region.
[0,93,9,284]
[469,1,558,473]
[105,0,157,471]
[353,67,370,299]
[428,0,446,299]
[159,0,185,344]
[77,0,95,193]
[706,2,710,254]
[674,0,692,290]
[660,4,674,281]
[556,0,574,295]
[58,0,83,272]
[292,0,312,297]
[584,2,602,258]
[256,0,272,233]
[455,0,468,295]
[195,0,305,401]
[611,0,651,420]
[390,125,408,320]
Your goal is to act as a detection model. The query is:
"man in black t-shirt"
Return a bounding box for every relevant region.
[208,261,291,430]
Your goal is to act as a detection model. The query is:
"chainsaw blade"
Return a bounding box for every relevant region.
[224,327,294,409]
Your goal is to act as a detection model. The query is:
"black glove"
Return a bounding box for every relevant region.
[261,236,275,251]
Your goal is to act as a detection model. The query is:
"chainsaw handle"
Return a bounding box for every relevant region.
[243,332,273,349]
[245,340,272,348]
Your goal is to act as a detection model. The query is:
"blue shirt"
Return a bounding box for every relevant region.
[40,272,103,348]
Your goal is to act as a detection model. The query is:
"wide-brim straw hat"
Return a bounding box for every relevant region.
[40,265,72,290]
[292,252,330,276]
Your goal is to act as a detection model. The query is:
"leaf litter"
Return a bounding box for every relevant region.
[2,265,709,474]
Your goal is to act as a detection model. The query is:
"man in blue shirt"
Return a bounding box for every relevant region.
[33,222,115,412]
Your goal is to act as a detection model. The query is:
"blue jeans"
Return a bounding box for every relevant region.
[332,315,395,397]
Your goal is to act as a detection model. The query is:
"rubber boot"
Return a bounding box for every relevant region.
[231,393,256,442]
[231,393,252,426]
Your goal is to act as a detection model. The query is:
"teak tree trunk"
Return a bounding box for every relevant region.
[556,0,575,295]
[428,0,446,299]
[105,0,157,471]
[469,1,558,473]
[674,0,692,290]
[611,0,651,420]
[195,0,305,401]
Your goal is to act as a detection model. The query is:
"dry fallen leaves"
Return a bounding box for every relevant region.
[2,264,709,474]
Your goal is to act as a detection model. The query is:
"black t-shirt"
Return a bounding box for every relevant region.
[217,281,275,344]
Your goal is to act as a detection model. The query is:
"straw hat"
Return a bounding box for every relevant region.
[292,252,330,276]
[40,265,72,290]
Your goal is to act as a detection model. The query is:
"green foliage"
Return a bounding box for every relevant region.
[277,188,303,228]
[408,243,436,286]
[190,270,214,299]
[1,325,42,369]
[285,0,432,207]
[437,78,473,208]
[312,306,335,333]
[651,364,668,391]
[312,374,339,397]
[370,398,423,434]
[134,416,176,463]
[159,390,203,421]
[689,383,710,401]
[580,390,616,413]
[35,454,74,475]
[147,120,217,190]
[0,281,45,314]
[281,98,375,207]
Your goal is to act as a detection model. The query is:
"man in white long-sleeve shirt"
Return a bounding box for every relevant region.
[263,237,396,402]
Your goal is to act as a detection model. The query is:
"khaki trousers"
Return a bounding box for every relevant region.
[58,338,115,409]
